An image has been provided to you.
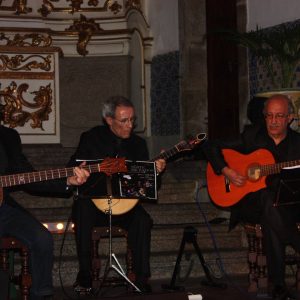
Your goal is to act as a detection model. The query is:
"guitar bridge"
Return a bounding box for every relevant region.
[225,177,230,193]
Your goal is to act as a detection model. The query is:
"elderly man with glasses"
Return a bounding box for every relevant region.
[68,95,166,294]
[204,94,300,300]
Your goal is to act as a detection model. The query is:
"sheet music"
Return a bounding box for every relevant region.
[118,161,157,200]
[75,159,157,200]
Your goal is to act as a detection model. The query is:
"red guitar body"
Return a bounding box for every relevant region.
[206,149,275,207]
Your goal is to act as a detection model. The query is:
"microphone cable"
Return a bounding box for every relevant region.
[194,180,256,300]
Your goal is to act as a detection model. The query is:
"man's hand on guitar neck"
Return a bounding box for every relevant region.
[67,162,90,186]
[222,166,246,187]
[155,158,166,175]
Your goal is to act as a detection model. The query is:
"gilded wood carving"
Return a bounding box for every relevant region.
[66,14,102,56]
[0,0,32,14]
[0,34,61,143]
[0,81,52,130]
[0,33,52,48]
[125,0,141,10]
[38,0,121,16]
[0,54,51,71]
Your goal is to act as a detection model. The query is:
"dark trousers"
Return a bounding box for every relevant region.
[0,201,54,299]
[0,269,9,300]
[72,197,153,287]
[231,189,300,286]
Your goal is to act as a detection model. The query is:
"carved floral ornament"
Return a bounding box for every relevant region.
[38,0,123,17]
[125,0,141,10]
[0,81,53,130]
[0,0,32,15]
[0,54,52,72]
[0,33,53,48]
[0,0,141,16]
[66,14,102,56]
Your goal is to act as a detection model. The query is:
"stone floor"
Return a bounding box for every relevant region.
[51,275,299,300]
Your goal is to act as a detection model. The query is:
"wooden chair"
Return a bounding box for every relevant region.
[0,237,32,300]
[91,226,134,289]
[244,223,300,294]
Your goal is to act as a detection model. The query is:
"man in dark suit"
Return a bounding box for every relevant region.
[68,95,166,293]
[0,124,89,300]
[204,94,300,300]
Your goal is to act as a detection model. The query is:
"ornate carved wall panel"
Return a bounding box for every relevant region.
[0,0,142,17]
[0,0,153,142]
[0,45,61,143]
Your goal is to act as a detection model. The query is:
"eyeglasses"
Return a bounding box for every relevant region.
[264,113,289,120]
[113,117,136,125]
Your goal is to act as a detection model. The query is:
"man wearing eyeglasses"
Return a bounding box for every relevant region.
[68,96,166,294]
[204,94,300,300]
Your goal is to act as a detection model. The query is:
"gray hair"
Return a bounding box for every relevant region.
[102,96,134,119]
[263,94,295,115]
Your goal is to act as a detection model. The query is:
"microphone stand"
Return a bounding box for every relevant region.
[97,176,141,295]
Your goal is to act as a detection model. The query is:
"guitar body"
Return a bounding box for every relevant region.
[206,149,275,207]
[92,198,139,215]
[92,133,207,215]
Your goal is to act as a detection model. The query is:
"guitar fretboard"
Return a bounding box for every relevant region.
[151,133,206,162]
[260,160,300,176]
[153,145,182,161]
[0,164,101,188]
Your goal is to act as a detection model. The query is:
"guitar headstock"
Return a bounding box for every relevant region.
[176,132,207,152]
[100,158,127,176]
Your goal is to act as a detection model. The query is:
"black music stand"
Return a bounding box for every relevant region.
[96,175,141,294]
[162,226,226,291]
[274,167,300,207]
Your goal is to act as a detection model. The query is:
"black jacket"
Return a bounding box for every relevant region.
[203,123,300,228]
[204,123,300,176]
[67,125,149,198]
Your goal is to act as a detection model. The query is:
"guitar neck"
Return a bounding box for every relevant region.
[152,145,180,161]
[0,164,100,188]
[151,133,205,162]
[262,160,300,176]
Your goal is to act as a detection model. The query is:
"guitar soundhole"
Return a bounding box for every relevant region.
[247,164,261,181]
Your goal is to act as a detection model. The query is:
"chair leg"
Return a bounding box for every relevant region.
[0,249,9,272]
[91,227,135,289]
[247,232,258,292]
[20,247,31,300]
[255,228,268,294]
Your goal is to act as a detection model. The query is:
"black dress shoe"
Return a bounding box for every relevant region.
[134,279,152,293]
[73,281,93,295]
[272,285,296,300]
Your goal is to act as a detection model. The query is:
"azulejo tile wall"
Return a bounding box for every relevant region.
[151,51,180,136]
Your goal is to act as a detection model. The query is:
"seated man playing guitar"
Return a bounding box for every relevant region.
[0,124,89,300]
[204,94,300,300]
[68,96,166,293]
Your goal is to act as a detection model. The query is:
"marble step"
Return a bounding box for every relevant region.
[9,201,248,288]
[52,248,248,287]
[49,222,245,257]
[24,202,225,226]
